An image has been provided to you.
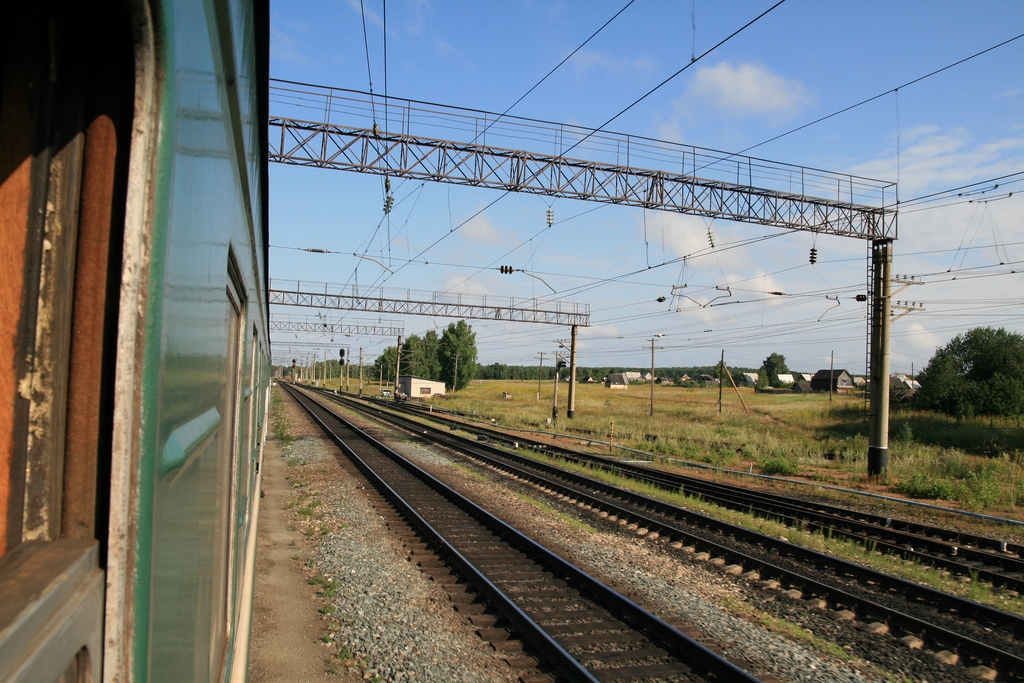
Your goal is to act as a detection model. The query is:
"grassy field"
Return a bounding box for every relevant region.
[392,379,1024,519]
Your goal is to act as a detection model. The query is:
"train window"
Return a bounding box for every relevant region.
[214,253,247,677]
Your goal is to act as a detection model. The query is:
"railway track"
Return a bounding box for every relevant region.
[314,388,1024,679]
[283,384,763,682]
[358,393,1024,591]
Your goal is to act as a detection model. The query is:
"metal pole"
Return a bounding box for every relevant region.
[868,239,893,479]
[567,325,578,418]
[359,347,363,395]
[453,353,459,392]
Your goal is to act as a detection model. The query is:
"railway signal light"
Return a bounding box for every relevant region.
[339,349,345,365]
[556,359,567,370]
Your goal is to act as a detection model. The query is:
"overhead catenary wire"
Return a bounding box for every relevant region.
[343,1,639,294]
[723,31,1024,162]
[316,0,791,299]
[560,0,787,159]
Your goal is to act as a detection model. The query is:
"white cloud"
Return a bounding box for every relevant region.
[568,49,656,77]
[270,20,312,65]
[689,62,813,122]
[460,215,512,247]
[847,128,1024,196]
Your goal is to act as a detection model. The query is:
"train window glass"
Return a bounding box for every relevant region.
[214,254,247,678]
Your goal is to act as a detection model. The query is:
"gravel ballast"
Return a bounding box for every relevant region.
[262,392,520,682]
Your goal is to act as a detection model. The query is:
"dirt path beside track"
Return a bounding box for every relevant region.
[248,402,358,683]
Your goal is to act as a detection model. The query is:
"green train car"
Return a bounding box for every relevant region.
[1,1,271,681]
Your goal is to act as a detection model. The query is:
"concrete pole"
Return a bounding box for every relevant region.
[648,338,656,417]
[394,335,402,398]
[868,239,893,479]
[551,355,560,420]
[536,352,544,401]
[567,325,578,418]
[717,350,724,414]
[358,347,363,395]
[829,350,834,404]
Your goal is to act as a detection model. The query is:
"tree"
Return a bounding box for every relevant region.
[373,346,399,385]
[761,353,789,388]
[419,330,442,380]
[438,320,478,390]
[917,327,1024,419]
[400,331,442,380]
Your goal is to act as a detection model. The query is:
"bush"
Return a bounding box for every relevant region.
[893,473,955,500]
[758,455,799,476]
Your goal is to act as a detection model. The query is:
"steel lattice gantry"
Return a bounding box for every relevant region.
[269,318,404,337]
[268,84,897,477]
[268,85,897,240]
[269,282,590,327]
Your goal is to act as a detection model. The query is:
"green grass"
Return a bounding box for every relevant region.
[298,499,321,516]
[426,381,1024,517]
[719,594,851,661]
[450,461,488,481]
[513,491,597,533]
[271,387,295,445]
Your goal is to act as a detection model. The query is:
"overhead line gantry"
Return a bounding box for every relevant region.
[268,81,898,478]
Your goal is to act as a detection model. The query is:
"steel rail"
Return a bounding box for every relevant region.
[285,384,761,682]
[318,390,1024,675]
[365,394,1023,560]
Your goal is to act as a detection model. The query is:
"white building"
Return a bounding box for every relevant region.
[398,375,447,398]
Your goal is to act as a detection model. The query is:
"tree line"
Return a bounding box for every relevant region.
[278,323,1024,420]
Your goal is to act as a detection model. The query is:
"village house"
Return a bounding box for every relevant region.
[606,373,629,389]
[810,369,855,392]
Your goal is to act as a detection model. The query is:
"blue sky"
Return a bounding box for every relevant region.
[268,0,1024,376]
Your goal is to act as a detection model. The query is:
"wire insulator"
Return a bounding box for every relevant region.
[546,207,554,227]
[809,246,817,265]
[707,228,715,249]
